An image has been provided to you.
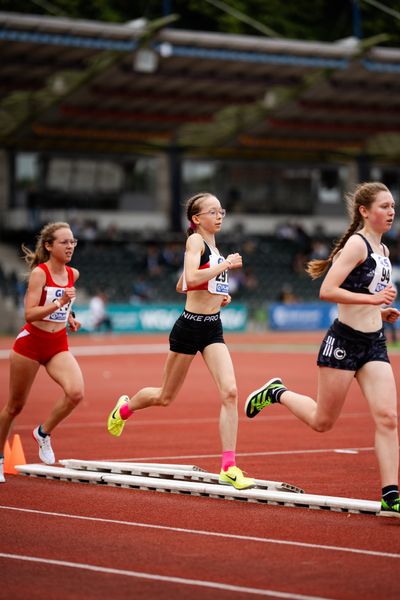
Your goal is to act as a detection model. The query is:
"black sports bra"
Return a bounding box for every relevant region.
[340,233,391,295]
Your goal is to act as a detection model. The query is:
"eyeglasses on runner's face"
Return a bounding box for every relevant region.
[57,239,78,247]
[195,208,226,218]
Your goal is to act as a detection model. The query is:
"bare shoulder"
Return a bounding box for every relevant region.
[343,233,367,255]
[30,265,46,282]
[71,267,80,282]
[27,266,46,291]
[186,233,204,252]
[334,234,366,266]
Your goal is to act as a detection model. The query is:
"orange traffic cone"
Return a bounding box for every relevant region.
[5,434,26,474]
[3,439,12,474]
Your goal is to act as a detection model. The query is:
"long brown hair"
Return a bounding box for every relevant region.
[21,222,71,270]
[306,182,389,280]
[185,192,213,237]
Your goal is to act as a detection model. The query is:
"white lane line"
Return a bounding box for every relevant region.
[0,344,168,360]
[2,342,399,360]
[0,343,318,360]
[10,444,373,460]
[1,506,398,559]
[0,553,333,599]
[112,447,374,462]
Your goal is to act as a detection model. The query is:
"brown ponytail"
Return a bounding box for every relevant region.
[306,182,389,280]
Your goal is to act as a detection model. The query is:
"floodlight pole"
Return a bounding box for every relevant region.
[163,0,172,16]
[352,0,363,39]
[168,141,183,232]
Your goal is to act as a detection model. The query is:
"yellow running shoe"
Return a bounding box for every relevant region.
[218,466,255,490]
[107,395,130,437]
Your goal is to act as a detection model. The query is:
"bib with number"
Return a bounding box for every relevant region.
[340,233,391,295]
[38,263,75,322]
[183,240,229,296]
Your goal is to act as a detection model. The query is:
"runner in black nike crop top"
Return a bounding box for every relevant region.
[106,192,255,492]
[182,239,229,295]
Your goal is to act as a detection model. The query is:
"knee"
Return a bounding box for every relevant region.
[3,402,24,419]
[312,418,334,433]
[66,389,84,409]
[375,409,398,432]
[221,385,238,407]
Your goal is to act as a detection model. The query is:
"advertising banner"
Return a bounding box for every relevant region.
[268,302,338,331]
[75,304,248,333]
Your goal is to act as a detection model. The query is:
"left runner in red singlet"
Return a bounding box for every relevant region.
[0,222,84,483]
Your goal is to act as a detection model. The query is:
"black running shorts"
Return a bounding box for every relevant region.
[317,318,389,372]
[169,310,225,355]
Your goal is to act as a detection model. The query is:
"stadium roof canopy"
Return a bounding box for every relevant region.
[1,11,400,162]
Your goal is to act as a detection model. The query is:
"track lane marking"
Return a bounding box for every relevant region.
[0,552,370,600]
[1,505,398,559]
[108,446,374,462]
[0,343,321,360]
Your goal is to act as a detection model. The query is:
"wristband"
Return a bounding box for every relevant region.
[226,259,233,269]
[71,311,76,318]
[52,299,62,309]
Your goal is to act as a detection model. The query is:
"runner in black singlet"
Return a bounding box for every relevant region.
[246,182,400,517]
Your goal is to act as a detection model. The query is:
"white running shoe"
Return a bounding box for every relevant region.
[32,426,55,464]
[0,458,5,483]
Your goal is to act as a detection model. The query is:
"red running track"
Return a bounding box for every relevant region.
[0,331,399,599]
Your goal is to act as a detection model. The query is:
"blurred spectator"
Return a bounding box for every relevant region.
[15,275,27,312]
[279,283,299,304]
[161,242,183,270]
[242,267,259,292]
[226,187,243,213]
[276,221,298,240]
[69,217,83,239]
[81,219,99,241]
[278,283,299,304]
[229,266,259,297]
[146,243,164,277]
[309,239,330,261]
[241,239,257,259]
[292,250,309,274]
[104,222,122,241]
[228,269,247,295]
[0,263,6,296]
[130,275,154,304]
[89,291,113,332]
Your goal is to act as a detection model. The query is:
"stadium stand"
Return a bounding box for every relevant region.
[1,12,400,330]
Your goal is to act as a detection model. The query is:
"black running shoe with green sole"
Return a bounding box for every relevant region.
[380,497,400,518]
[244,377,286,418]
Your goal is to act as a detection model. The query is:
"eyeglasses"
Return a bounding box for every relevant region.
[58,239,78,247]
[195,208,226,218]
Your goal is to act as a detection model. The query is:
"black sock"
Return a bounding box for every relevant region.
[382,485,399,504]
[272,385,287,403]
[38,425,49,438]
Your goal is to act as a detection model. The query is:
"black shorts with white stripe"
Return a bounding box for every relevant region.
[317,318,389,372]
